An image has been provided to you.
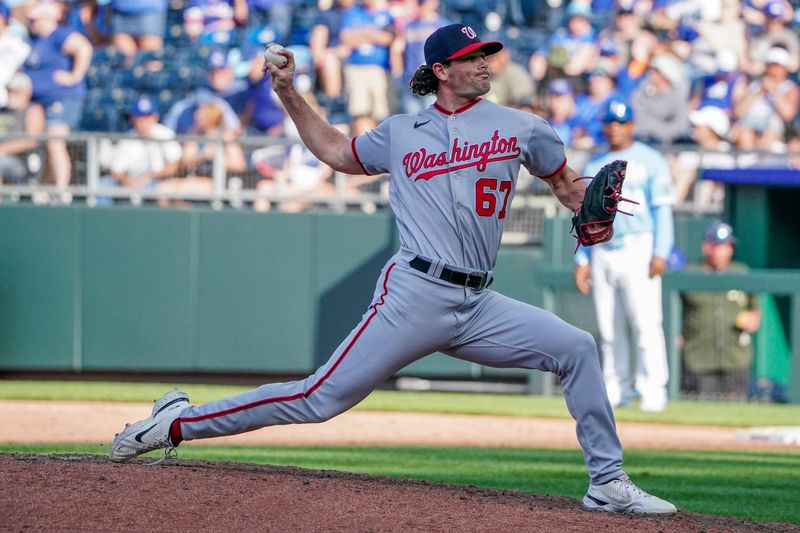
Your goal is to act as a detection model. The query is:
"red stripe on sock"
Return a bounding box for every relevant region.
[178,263,397,426]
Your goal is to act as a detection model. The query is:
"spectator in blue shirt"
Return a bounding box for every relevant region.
[183,0,248,48]
[599,4,659,98]
[591,0,618,28]
[206,48,249,114]
[110,0,167,61]
[545,78,576,148]
[65,0,112,46]
[339,0,396,133]
[690,50,747,117]
[247,0,292,43]
[235,43,285,135]
[571,60,620,149]
[529,2,598,83]
[159,101,246,207]
[23,0,92,192]
[163,50,242,135]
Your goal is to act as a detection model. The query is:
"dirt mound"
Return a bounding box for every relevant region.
[1,453,797,532]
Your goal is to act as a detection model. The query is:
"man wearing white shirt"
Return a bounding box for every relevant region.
[98,96,182,202]
[0,4,31,109]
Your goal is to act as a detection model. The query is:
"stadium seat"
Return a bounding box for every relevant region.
[166,0,186,23]
[134,68,175,93]
[86,46,128,90]
[133,49,166,67]
[165,23,191,47]
[92,46,127,69]
[80,105,122,132]
[85,64,111,90]
[289,6,319,45]
[114,88,140,107]
[156,89,181,116]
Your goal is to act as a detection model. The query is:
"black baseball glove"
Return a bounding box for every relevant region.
[571,159,636,248]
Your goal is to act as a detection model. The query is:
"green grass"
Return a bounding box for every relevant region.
[3,379,799,524]
[2,379,799,427]
[3,444,798,525]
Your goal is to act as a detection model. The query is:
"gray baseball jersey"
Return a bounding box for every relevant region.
[174,98,625,485]
[353,99,566,271]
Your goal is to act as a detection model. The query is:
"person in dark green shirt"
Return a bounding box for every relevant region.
[680,222,761,399]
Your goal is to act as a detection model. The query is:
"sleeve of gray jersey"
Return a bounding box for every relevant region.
[523,114,567,179]
[351,118,393,175]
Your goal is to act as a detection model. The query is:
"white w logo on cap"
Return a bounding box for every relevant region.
[461,26,477,39]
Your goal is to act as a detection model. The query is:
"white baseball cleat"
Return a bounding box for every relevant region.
[583,475,677,514]
[110,388,189,463]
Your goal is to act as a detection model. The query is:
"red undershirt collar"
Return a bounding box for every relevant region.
[433,98,482,116]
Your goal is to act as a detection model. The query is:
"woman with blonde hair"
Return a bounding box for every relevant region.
[158,102,246,206]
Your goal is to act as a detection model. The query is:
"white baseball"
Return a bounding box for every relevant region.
[264,44,288,68]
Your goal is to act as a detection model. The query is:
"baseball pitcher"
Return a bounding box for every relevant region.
[111,24,676,515]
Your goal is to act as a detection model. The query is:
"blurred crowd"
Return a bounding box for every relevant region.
[0,0,799,204]
[0,0,795,400]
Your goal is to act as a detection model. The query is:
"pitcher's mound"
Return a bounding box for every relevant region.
[0,453,794,532]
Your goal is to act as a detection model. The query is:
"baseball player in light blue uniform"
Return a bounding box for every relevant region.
[111,25,676,514]
[574,99,675,412]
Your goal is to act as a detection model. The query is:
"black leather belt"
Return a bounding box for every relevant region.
[409,256,491,290]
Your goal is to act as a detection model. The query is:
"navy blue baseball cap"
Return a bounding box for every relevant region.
[603,98,634,123]
[548,78,573,95]
[764,0,785,18]
[599,37,618,57]
[704,221,737,244]
[424,23,503,67]
[131,96,158,117]
[207,49,229,70]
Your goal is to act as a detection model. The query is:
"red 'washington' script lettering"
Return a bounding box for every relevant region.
[402,130,521,182]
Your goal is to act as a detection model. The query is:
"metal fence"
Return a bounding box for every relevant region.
[0,132,737,243]
[0,132,389,211]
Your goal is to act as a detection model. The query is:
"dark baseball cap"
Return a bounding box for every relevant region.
[424,23,503,67]
[548,78,573,95]
[603,98,634,123]
[704,221,737,244]
[207,49,229,70]
[131,95,158,117]
[764,0,785,18]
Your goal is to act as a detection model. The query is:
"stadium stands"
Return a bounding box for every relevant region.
[0,0,798,222]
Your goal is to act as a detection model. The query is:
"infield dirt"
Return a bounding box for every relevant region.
[2,453,799,533]
[1,400,796,450]
[2,401,799,532]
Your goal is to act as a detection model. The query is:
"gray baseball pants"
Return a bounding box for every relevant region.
[176,254,624,484]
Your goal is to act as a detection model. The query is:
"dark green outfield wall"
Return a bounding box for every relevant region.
[0,205,749,381]
[0,206,385,374]
[0,205,547,377]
